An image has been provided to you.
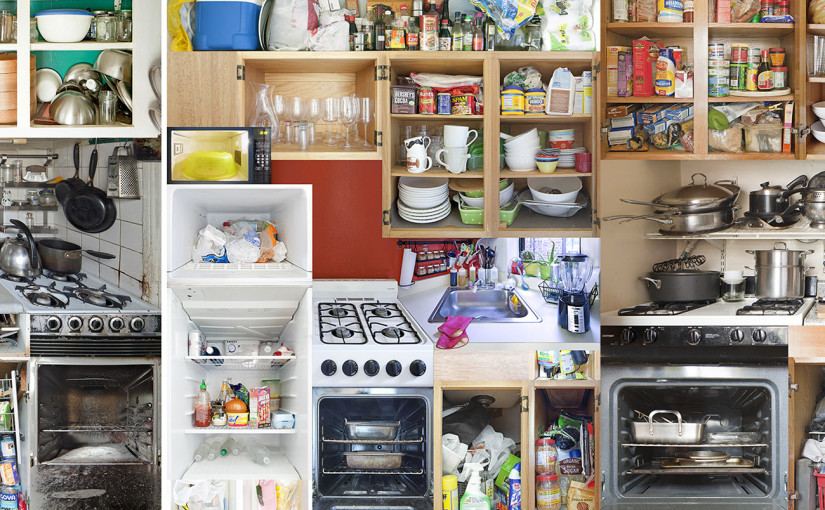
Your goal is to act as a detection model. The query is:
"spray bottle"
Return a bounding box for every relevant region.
[460,463,491,510]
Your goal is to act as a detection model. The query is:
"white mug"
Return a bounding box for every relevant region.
[407,144,433,173]
[436,147,470,174]
[404,135,431,151]
[443,125,478,148]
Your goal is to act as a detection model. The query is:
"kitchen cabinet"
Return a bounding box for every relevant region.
[599,0,808,160]
[788,358,825,509]
[4,0,160,138]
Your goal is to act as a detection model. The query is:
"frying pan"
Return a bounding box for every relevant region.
[62,147,117,233]
[55,141,85,205]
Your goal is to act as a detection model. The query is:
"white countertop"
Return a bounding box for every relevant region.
[0,284,23,314]
[398,275,600,352]
[804,305,825,326]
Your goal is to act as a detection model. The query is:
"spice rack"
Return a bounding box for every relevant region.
[398,239,473,282]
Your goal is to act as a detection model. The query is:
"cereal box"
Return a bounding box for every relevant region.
[249,388,272,429]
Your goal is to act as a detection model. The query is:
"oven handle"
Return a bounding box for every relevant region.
[648,410,683,436]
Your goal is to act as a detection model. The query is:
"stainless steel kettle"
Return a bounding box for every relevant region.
[0,219,42,278]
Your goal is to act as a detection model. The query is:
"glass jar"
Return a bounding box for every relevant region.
[117,10,132,42]
[0,164,11,184]
[95,14,118,42]
[25,213,33,229]
[12,160,21,183]
[29,19,37,42]
[26,190,38,205]
[722,279,746,302]
[99,90,118,125]
[0,11,13,44]
[536,474,562,510]
[536,438,558,475]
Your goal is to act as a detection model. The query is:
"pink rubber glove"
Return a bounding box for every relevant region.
[436,315,473,349]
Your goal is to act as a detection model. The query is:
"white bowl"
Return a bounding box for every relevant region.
[499,181,515,206]
[813,121,825,144]
[503,128,539,146]
[35,9,94,43]
[505,143,541,154]
[35,68,62,102]
[459,194,484,208]
[814,102,825,121]
[527,176,583,203]
[505,154,538,172]
[527,199,585,218]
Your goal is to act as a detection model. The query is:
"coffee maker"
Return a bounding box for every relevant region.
[558,254,593,334]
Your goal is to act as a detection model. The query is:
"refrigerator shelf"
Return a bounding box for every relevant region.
[184,426,295,434]
[42,425,153,433]
[186,354,295,371]
[620,443,769,448]
[182,453,300,481]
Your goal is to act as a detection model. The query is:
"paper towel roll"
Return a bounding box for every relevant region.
[399,248,417,287]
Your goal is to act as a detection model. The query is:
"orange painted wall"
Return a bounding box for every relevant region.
[271,160,403,279]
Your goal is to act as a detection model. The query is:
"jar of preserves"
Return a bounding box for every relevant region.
[536,438,558,475]
[536,474,562,510]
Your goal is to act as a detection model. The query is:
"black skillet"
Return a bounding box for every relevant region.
[55,141,85,205]
[62,147,117,233]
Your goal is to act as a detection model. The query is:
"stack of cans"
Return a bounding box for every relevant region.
[708,44,730,97]
[0,436,17,510]
[729,43,748,91]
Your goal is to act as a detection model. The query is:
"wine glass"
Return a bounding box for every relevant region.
[247,82,279,143]
[287,96,304,145]
[322,97,340,146]
[270,93,287,144]
[338,95,360,150]
[305,98,323,145]
[358,96,374,149]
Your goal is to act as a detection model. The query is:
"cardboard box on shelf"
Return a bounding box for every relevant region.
[633,39,663,97]
[607,45,632,96]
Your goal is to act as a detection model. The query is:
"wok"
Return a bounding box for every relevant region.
[621,173,740,214]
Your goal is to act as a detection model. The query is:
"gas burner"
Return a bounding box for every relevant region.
[329,306,350,318]
[737,298,804,316]
[16,283,70,308]
[372,307,392,318]
[368,321,419,344]
[44,271,86,283]
[381,327,404,339]
[618,300,716,316]
[361,302,405,319]
[318,303,367,345]
[1,274,32,284]
[319,303,357,319]
[63,284,131,309]
[331,326,354,339]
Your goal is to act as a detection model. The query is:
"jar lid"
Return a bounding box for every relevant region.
[502,85,524,92]
[771,66,788,71]
[526,88,545,93]
[769,47,785,52]
[537,438,556,445]
[537,474,559,481]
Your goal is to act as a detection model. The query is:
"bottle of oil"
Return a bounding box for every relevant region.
[451,12,463,51]
[757,49,773,90]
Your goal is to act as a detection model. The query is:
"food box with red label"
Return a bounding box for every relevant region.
[633,39,663,97]
[249,387,271,429]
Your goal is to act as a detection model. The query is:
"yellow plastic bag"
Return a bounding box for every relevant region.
[168,0,194,52]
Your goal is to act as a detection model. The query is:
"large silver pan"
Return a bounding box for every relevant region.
[621,173,740,214]
[631,410,704,445]
[605,206,738,235]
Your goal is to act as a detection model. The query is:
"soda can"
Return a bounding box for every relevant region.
[0,487,16,510]
[0,461,17,487]
[0,437,14,461]
[437,93,451,115]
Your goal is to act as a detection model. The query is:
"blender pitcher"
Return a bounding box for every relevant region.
[558,254,593,334]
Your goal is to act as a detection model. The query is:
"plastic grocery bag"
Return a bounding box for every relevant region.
[268,0,320,50]
[225,230,262,263]
[541,0,596,51]
[308,19,349,51]
[172,480,227,508]
[442,395,494,444]
[192,225,227,263]
[802,438,825,462]
[442,433,469,474]
[168,0,195,51]
[471,425,516,478]
[470,0,537,40]
[257,223,281,262]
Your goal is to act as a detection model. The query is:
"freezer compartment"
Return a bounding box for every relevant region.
[317,395,429,498]
[34,362,157,465]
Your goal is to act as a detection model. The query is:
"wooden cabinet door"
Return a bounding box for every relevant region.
[167,52,244,127]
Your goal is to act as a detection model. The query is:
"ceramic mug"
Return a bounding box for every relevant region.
[436,147,470,174]
[443,125,478,148]
[404,135,431,151]
[407,144,433,173]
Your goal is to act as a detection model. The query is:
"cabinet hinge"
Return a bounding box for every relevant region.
[382,210,391,225]
[374,130,383,147]
[796,124,811,142]
[595,392,600,410]
[593,61,601,74]
[789,491,799,501]
[237,65,246,80]
[520,395,528,412]
[593,211,600,228]
[600,122,609,142]
[789,374,799,394]
[375,65,390,81]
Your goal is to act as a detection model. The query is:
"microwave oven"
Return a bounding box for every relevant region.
[167,127,271,184]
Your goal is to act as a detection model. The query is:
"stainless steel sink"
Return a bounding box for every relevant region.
[427,287,542,323]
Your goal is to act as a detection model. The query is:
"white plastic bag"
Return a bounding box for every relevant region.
[442,433,469,475]
[541,0,596,51]
[172,480,227,507]
[225,230,262,263]
[470,425,516,479]
[191,225,227,263]
[268,0,320,50]
[271,241,288,262]
[308,19,349,51]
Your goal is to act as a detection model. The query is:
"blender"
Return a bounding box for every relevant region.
[558,254,593,334]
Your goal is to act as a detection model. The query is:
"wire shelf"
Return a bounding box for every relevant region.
[184,426,295,434]
[189,262,294,272]
[322,465,424,476]
[186,354,295,371]
[321,437,424,444]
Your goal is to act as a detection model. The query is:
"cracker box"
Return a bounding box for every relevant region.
[249,387,272,429]
[605,104,641,119]
[633,39,662,97]
[717,0,731,23]
[607,45,631,96]
[664,104,694,122]
[617,51,633,97]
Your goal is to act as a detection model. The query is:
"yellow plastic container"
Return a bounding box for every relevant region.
[442,474,458,509]
[183,150,238,181]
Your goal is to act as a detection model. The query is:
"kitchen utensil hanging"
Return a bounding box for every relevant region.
[652,255,706,273]
[63,146,118,233]
[55,142,85,205]
[107,145,140,198]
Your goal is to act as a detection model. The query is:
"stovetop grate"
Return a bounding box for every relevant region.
[318,303,367,345]
[361,303,422,345]
[736,298,804,315]
[618,300,716,316]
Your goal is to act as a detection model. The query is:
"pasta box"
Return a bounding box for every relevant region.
[633,39,663,97]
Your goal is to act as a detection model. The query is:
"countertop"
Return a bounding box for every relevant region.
[0,284,23,314]
[804,304,825,326]
[398,275,600,352]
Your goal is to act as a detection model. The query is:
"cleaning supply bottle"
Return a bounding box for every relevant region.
[194,380,211,427]
[507,463,521,510]
[460,463,491,509]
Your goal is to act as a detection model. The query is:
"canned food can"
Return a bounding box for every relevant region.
[437,92,451,115]
[708,43,725,60]
[708,64,730,77]
[418,87,435,114]
[730,43,749,63]
[0,487,16,510]
[730,63,747,90]
[746,66,758,91]
[772,66,787,88]
[0,461,17,487]
[709,85,730,97]
[709,75,730,86]
[354,32,365,51]
[0,437,13,461]
[748,48,762,66]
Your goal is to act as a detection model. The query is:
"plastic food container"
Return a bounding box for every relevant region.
[193,0,263,51]
[743,123,783,153]
[467,153,484,171]
[227,412,249,427]
[184,151,238,180]
[34,9,94,43]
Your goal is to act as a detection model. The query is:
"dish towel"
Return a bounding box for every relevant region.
[436,315,473,349]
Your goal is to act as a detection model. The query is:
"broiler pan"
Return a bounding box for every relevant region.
[344,418,400,440]
[631,410,704,444]
[342,452,404,469]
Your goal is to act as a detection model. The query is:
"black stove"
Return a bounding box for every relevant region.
[617,300,716,316]
[736,298,804,315]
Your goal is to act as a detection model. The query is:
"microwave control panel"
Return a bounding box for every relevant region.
[253,128,271,184]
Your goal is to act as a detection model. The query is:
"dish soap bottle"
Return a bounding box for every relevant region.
[194,380,211,428]
[460,463,491,509]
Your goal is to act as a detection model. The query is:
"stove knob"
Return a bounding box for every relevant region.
[642,328,658,345]
[410,360,427,377]
[68,316,85,332]
[109,317,125,332]
[730,329,745,343]
[342,360,358,377]
[321,360,337,376]
[752,329,767,343]
[364,360,380,377]
[386,360,402,377]
[619,328,636,345]
[129,317,145,333]
[87,316,102,332]
[687,328,703,346]
[46,316,62,332]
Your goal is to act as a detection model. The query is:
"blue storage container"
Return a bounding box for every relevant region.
[193,0,262,51]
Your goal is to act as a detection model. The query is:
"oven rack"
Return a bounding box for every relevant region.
[322,465,425,476]
[186,354,295,371]
[629,464,768,475]
[42,425,152,433]
[621,443,768,448]
[321,436,424,444]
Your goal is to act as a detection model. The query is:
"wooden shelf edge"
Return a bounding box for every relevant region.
[271,151,380,161]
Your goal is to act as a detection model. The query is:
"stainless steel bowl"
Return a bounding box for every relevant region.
[93,50,132,85]
[63,62,100,85]
[50,91,96,125]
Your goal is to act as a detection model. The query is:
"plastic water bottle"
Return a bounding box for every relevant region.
[248,444,272,465]
[193,438,220,462]
[221,437,239,456]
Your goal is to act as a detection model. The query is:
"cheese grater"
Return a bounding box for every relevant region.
[107,145,140,198]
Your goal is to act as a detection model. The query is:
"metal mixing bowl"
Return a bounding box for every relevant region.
[50,91,95,125]
[93,50,132,85]
[63,63,100,85]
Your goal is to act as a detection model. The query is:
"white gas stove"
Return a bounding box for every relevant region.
[312,280,433,387]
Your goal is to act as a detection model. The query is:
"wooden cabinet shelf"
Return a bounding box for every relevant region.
[390,167,483,178]
[271,148,380,161]
[708,93,796,103]
[605,96,692,103]
[500,169,590,178]
[606,22,695,37]
[390,114,483,120]
[708,22,796,36]
[499,114,592,124]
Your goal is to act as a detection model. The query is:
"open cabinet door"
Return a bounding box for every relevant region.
[591,51,601,237]
[789,357,796,510]
[168,52,245,127]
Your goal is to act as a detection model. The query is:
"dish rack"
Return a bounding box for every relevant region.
[539,281,599,306]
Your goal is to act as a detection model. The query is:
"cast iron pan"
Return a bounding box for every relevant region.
[62,147,117,233]
[55,141,85,205]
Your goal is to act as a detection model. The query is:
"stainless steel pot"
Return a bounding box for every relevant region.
[605,206,738,235]
[0,220,42,278]
[37,239,115,274]
[640,270,721,303]
[801,200,825,228]
[631,410,704,445]
[748,175,807,215]
[746,242,814,298]
[620,173,740,214]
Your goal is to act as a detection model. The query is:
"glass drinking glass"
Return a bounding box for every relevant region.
[270,93,287,143]
[322,97,340,146]
[339,96,360,150]
[287,96,304,145]
[356,96,374,149]
[247,82,279,143]
[0,11,13,43]
[305,98,322,145]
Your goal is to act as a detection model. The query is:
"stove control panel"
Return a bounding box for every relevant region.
[30,314,161,337]
[314,351,433,387]
[603,326,788,347]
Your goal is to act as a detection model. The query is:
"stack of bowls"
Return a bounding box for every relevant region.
[811,101,825,143]
[458,179,515,208]
[397,177,451,223]
[535,148,560,174]
[502,129,540,172]
[525,176,584,217]
[547,129,575,149]
[558,147,587,168]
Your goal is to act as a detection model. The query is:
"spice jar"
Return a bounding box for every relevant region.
[26,190,38,205]
[775,0,789,15]
[536,438,558,475]
[536,474,562,510]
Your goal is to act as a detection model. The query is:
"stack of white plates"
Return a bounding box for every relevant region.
[559,147,587,168]
[397,177,451,223]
